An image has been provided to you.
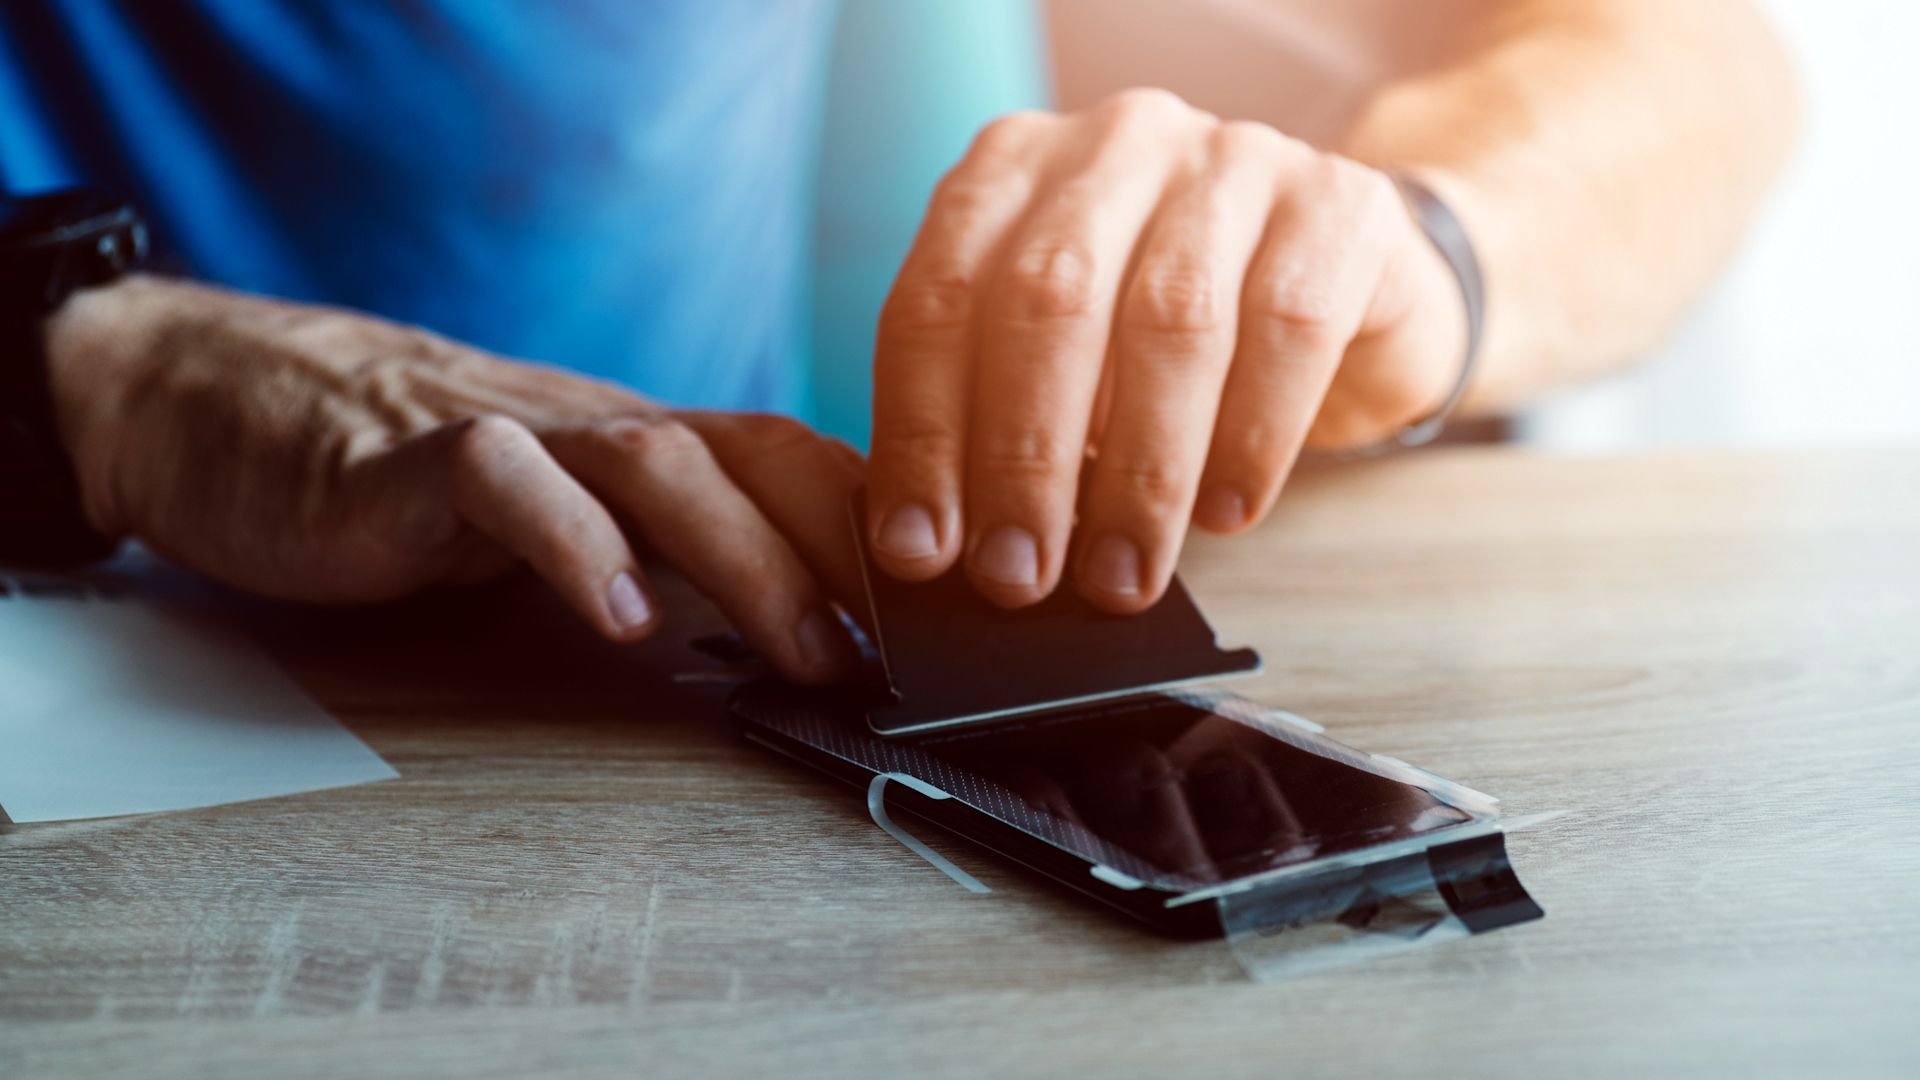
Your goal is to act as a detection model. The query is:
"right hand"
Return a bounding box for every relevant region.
[41,275,863,684]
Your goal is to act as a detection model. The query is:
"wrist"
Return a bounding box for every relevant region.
[39,273,178,540]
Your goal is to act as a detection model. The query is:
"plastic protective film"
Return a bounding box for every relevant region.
[1173,691,1551,981]
[728,680,1547,979]
[1215,817,1552,981]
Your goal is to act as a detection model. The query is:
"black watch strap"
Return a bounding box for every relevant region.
[1,189,147,565]
[0,315,120,564]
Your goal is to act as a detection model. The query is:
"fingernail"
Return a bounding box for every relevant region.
[875,502,940,561]
[1196,488,1247,531]
[974,525,1040,587]
[1083,534,1142,595]
[794,608,850,676]
[607,571,652,632]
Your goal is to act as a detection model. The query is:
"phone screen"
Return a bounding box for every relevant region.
[736,683,1481,892]
[912,693,1474,886]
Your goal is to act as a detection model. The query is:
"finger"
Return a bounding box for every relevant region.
[866,111,1055,583]
[1071,123,1280,612]
[1193,160,1395,534]
[964,90,1193,607]
[546,416,857,686]
[677,410,867,610]
[353,414,657,642]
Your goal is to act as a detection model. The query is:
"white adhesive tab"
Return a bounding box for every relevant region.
[1265,709,1325,733]
[866,773,991,894]
[1089,864,1147,891]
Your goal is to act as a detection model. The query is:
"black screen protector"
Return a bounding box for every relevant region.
[851,502,1260,736]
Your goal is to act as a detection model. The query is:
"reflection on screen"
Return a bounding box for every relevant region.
[917,694,1472,884]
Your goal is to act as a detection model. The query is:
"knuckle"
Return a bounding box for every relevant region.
[1315,155,1399,221]
[449,413,534,472]
[597,414,706,464]
[729,411,819,460]
[974,427,1072,484]
[1243,270,1341,344]
[997,243,1097,322]
[879,271,974,340]
[1102,86,1191,125]
[1049,175,1105,209]
[1101,453,1189,513]
[969,109,1049,160]
[1328,153,1390,197]
[922,186,988,243]
[1211,119,1296,167]
[734,410,812,445]
[928,171,1016,227]
[1122,261,1221,338]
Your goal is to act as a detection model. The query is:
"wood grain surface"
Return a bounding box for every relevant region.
[3,446,1917,1079]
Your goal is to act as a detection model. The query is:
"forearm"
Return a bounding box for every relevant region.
[1340,0,1798,409]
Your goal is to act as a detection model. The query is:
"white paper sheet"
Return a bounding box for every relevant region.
[0,565,396,823]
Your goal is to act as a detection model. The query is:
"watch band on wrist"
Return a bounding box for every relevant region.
[1329,172,1487,459]
[2,187,148,565]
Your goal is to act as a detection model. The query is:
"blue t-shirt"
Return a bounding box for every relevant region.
[0,1,834,413]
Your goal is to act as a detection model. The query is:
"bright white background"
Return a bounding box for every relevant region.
[1519,0,1920,449]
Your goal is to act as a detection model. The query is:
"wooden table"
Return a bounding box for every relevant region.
[4,447,1918,1078]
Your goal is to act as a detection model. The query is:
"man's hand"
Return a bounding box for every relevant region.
[43,276,862,684]
[866,88,1467,613]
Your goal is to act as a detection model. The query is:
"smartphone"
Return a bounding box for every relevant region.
[729,679,1540,939]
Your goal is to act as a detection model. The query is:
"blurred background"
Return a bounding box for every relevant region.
[808,0,1920,452]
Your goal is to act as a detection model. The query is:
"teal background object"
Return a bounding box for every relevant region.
[807,0,1051,448]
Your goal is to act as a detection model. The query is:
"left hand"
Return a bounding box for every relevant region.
[43,277,867,685]
[865,88,1468,613]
